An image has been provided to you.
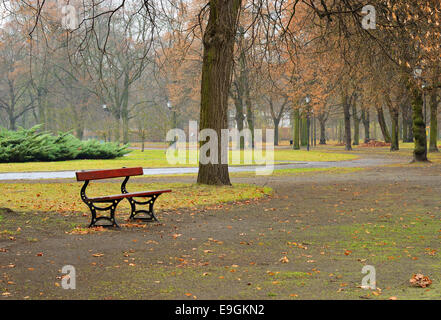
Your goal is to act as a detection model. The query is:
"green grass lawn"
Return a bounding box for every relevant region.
[0,182,272,215]
[0,148,357,173]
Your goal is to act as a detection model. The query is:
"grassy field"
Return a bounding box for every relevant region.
[0,148,358,173]
[0,182,272,217]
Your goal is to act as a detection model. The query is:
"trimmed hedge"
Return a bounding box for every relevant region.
[0,125,130,163]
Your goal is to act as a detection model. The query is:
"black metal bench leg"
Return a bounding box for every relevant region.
[128,195,159,222]
[109,200,120,227]
[88,206,97,228]
[128,198,137,220]
[149,200,159,222]
[87,200,121,228]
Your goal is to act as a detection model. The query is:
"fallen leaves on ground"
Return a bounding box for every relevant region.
[121,223,146,228]
[92,253,104,257]
[360,140,391,147]
[68,227,107,235]
[410,274,432,288]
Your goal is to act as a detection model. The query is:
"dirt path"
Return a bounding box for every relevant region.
[1,154,441,300]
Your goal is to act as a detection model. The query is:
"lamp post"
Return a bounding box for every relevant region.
[167,101,178,129]
[305,96,311,151]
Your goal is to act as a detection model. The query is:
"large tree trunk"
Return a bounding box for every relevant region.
[273,117,280,146]
[411,87,428,162]
[233,97,245,149]
[401,103,408,143]
[407,106,414,142]
[245,99,254,148]
[293,108,300,150]
[429,87,439,153]
[301,113,307,146]
[342,92,352,151]
[338,119,343,143]
[111,97,122,144]
[386,94,399,151]
[197,0,241,186]
[390,108,400,151]
[318,112,327,145]
[352,104,360,145]
[8,111,16,131]
[401,102,414,142]
[319,119,326,145]
[75,126,84,141]
[376,105,391,143]
[361,108,370,143]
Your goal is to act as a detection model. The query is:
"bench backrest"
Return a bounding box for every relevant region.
[76,167,143,181]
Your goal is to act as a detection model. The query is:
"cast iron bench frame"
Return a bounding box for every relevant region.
[76,167,171,228]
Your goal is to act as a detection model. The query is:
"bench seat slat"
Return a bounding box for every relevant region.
[89,189,172,202]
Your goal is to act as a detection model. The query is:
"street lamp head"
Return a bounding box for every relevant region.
[413,67,423,79]
[167,101,172,110]
[102,104,108,112]
[305,96,311,104]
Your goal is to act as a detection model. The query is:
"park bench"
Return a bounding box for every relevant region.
[76,167,171,228]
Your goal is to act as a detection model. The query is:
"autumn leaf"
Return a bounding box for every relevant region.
[92,253,104,257]
[410,274,432,288]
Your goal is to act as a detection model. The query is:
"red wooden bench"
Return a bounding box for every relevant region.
[76,167,171,228]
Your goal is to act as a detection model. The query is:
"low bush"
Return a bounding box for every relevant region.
[0,125,130,163]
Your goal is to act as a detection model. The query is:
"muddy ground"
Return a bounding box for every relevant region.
[1,151,441,300]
